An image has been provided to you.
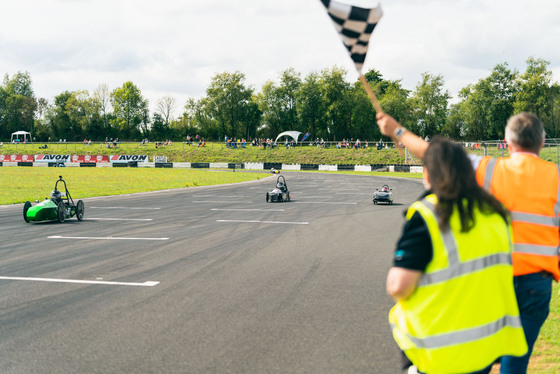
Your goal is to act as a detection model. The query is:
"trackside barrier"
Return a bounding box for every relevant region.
[230,163,243,172]
[301,164,319,171]
[264,162,282,170]
[211,163,228,169]
[155,162,173,168]
[0,161,423,172]
[245,162,264,170]
[281,164,300,171]
[319,165,337,171]
[355,165,373,172]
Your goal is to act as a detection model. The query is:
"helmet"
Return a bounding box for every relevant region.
[382,186,389,192]
[277,182,284,189]
[50,189,61,202]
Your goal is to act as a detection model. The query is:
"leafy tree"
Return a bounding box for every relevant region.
[49,91,73,141]
[484,63,519,138]
[296,72,326,140]
[256,68,301,139]
[65,90,108,140]
[151,96,176,140]
[242,96,261,140]
[377,79,411,136]
[93,83,112,138]
[257,81,283,138]
[156,96,176,127]
[33,98,52,141]
[111,81,149,140]
[277,68,301,132]
[205,71,255,139]
[408,73,450,138]
[350,80,377,140]
[514,57,560,137]
[443,102,467,140]
[151,113,168,140]
[320,66,352,140]
[454,63,518,140]
[0,72,36,140]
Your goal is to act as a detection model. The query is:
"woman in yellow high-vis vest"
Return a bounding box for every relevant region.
[386,137,527,374]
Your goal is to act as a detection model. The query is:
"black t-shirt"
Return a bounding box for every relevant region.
[393,201,433,271]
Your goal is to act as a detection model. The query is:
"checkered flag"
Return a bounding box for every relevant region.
[320,0,382,73]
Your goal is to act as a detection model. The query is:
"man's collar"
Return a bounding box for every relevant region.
[511,151,539,158]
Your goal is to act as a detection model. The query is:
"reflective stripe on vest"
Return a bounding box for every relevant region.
[483,158,560,257]
[483,157,498,191]
[406,315,523,349]
[418,200,513,286]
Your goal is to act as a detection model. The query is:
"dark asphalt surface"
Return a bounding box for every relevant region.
[0,172,424,374]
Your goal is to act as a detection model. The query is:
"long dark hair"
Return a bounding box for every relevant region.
[423,136,509,232]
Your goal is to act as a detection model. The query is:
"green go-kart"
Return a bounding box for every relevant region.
[23,175,85,223]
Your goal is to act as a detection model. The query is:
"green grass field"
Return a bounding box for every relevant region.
[529,282,560,373]
[0,167,267,205]
[1,163,558,373]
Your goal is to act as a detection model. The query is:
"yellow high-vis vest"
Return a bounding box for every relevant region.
[389,195,527,374]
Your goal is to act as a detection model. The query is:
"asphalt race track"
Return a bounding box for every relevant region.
[0,172,424,374]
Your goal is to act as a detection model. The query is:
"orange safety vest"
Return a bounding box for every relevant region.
[476,153,560,281]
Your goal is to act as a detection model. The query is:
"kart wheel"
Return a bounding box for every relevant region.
[23,201,31,223]
[57,202,66,223]
[266,193,270,202]
[373,200,377,204]
[286,194,291,202]
[76,200,85,221]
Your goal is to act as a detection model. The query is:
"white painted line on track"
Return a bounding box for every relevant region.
[0,276,159,287]
[217,219,308,225]
[87,218,154,221]
[48,235,169,241]
[193,200,252,204]
[211,208,285,212]
[295,201,358,205]
[88,206,161,210]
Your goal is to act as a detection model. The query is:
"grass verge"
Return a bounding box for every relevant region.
[0,167,267,205]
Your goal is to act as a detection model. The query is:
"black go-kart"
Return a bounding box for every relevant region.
[373,184,394,205]
[266,175,291,203]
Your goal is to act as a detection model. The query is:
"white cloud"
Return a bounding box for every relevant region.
[1,0,558,115]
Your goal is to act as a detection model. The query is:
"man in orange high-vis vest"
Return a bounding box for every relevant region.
[376,112,559,374]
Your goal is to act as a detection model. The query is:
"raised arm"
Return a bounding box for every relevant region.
[376,112,429,161]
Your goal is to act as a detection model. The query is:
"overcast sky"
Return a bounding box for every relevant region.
[1,0,559,115]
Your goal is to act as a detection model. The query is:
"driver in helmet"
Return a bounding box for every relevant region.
[50,189,62,204]
[382,186,389,192]
[276,182,285,191]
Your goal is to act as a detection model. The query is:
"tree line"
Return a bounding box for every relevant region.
[1,57,558,143]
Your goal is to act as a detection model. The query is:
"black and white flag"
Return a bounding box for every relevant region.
[320,0,383,73]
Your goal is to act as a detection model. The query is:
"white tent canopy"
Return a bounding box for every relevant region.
[11,131,32,143]
[275,131,302,144]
